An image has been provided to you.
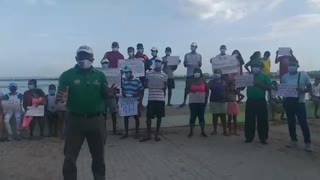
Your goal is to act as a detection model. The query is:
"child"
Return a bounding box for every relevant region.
[311,76,320,118]
[46,84,58,137]
[3,83,23,141]
[208,69,228,136]
[120,66,144,139]
[227,81,244,135]
[269,81,285,120]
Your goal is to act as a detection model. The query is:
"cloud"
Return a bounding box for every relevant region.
[241,14,320,41]
[178,0,285,22]
[24,0,56,6]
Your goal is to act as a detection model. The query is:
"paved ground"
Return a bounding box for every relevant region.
[0,119,320,180]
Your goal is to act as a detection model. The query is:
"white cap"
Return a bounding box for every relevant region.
[151,47,158,51]
[76,45,94,54]
[155,56,163,62]
[101,59,109,64]
[191,42,198,47]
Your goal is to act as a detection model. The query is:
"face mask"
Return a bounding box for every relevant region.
[28,85,35,90]
[137,49,143,53]
[128,52,134,57]
[288,65,298,73]
[252,67,261,75]
[102,64,109,69]
[125,73,131,79]
[191,47,196,52]
[9,87,17,92]
[212,74,221,79]
[165,52,171,56]
[112,48,118,52]
[49,90,56,95]
[151,52,157,57]
[78,59,93,69]
[155,62,162,69]
[194,73,201,78]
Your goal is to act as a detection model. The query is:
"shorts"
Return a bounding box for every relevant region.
[105,98,117,114]
[185,76,193,90]
[210,102,227,114]
[147,101,165,119]
[227,102,240,116]
[167,78,175,89]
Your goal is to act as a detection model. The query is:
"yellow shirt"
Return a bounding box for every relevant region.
[262,59,271,75]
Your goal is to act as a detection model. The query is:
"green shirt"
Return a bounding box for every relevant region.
[58,66,107,114]
[247,73,271,99]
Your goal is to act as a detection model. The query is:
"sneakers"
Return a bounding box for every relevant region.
[305,143,313,152]
[286,141,298,148]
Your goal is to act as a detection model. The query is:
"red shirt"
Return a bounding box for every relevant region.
[278,56,290,79]
[103,51,125,68]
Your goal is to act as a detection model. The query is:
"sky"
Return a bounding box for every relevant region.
[1,0,320,78]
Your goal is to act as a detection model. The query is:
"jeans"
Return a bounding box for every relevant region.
[284,102,311,143]
[189,103,206,128]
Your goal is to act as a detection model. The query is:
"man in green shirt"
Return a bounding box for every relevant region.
[245,60,271,144]
[58,45,111,180]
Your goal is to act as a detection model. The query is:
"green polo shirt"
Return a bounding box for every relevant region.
[58,65,107,114]
[247,73,271,99]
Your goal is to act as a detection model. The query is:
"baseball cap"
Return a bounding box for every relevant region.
[123,65,132,73]
[191,42,198,47]
[155,56,163,62]
[151,47,158,52]
[101,59,109,64]
[76,45,94,54]
[112,42,119,47]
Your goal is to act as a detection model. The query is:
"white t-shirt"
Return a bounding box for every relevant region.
[47,94,57,112]
[312,84,320,97]
[185,52,202,77]
[146,70,168,101]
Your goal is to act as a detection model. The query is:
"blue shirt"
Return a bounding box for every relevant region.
[282,72,311,102]
[122,78,144,100]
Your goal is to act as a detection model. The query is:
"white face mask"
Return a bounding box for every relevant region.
[112,48,118,52]
[194,73,201,78]
[78,59,93,69]
[137,49,143,53]
[151,52,157,57]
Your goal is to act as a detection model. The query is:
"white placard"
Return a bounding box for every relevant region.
[235,74,254,88]
[278,47,292,56]
[277,84,298,97]
[167,56,180,65]
[211,55,239,74]
[25,105,45,117]
[118,97,138,117]
[189,92,206,103]
[98,68,122,88]
[118,59,145,77]
[1,100,21,113]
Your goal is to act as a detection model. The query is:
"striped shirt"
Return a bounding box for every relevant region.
[146,71,168,101]
[122,78,144,100]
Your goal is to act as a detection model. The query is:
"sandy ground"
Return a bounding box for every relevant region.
[0,118,320,180]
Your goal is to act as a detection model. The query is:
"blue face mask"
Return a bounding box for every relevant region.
[252,67,261,75]
[212,74,221,79]
[155,62,162,69]
[288,65,298,73]
[102,63,109,69]
[28,85,35,90]
[49,89,56,95]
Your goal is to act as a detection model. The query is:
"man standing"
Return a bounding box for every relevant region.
[149,47,159,70]
[162,47,179,106]
[282,57,313,152]
[275,49,295,82]
[179,42,202,107]
[102,42,124,68]
[59,45,109,180]
[135,43,149,107]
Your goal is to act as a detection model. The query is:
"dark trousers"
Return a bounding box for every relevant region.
[284,103,311,143]
[63,113,106,180]
[189,103,206,128]
[30,117,45,137]
[47,111,58,136]
[245,98,269,142]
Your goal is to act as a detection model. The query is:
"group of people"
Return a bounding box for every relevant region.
[0,42,317,180]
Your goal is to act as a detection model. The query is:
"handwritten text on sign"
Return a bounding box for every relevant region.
[277,84,298,97]
[166,56,180,65]
[118,59,145,77]
[118,97,138,117]
[98,68,122,88]
[235,74,254,88]
[25,105,45,117]
[211,55,239,75]
[1,100,21,113]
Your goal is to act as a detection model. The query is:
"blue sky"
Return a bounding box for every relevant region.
[1,0,320,77]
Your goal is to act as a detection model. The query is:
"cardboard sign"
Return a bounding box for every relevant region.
[118,59,145,77]
[189,92,206,103]
[277,84,298,97]
[278,47,292,56]
[118,97,138,117]
[98,68,122,88]
[25,105,45,117]
[166,56,180,65]
[211,55,239,75]
[1,100,21,113]
[235,74,254,88]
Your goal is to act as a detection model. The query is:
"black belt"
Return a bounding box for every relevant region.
[70,112,102,118]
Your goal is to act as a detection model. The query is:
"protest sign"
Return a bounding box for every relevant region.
[118,97,138,117]
[25,105,45,117]
[1,100,21,113]
[189,92,206,103]
[211,55,239,74]
[277,84,298,97]
[147,73,166,89]
[167,56,180,65]
[118,59,145,77]
[278,47,292,56]
[235,74,254,88]
[98,68,122,88]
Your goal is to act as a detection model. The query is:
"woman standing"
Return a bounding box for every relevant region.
[232,50,245,75]
[187,68,208,137]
